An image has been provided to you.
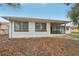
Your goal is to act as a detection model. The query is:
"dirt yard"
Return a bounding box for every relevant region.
[0,35,79,56]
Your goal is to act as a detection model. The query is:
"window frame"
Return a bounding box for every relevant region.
[14,22,29,32]
[35,22,47,32]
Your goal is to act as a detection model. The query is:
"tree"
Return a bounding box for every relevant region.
[0,3,21,8]
[67,3,79,29]
[6,3,20,8]
[64,3,70,6]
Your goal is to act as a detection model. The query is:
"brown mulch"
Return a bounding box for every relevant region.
[0,35,79,56]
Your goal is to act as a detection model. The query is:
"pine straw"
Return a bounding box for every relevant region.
[0,35,79,56]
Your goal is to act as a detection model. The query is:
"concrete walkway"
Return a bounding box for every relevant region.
[73,38,79,40]
[66,34,79,41]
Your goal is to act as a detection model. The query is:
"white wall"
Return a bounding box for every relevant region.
[9,21,50,38]
[65,27,71,34]
[9,22,12,38]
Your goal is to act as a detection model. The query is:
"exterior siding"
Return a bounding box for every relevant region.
[9,21,50,38]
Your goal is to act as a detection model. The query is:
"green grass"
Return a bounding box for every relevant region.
[71,32,79,34]
[71,32,79,38]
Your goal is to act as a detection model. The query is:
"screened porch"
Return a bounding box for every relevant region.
[50,23,66,34]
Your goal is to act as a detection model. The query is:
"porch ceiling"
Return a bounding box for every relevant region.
[2,16,70,24]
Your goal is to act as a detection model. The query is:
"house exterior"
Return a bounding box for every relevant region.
[2,16,70,38]
[0,22,9,35]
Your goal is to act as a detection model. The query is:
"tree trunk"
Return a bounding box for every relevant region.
[78,24,79,29]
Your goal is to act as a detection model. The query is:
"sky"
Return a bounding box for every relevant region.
[0,3,71,25]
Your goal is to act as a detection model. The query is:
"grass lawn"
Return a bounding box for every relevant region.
[70,32,79,38]
[0,35,79,56]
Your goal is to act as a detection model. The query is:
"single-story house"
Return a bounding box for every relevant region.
[0,22,9,35]
[2,16,70,38]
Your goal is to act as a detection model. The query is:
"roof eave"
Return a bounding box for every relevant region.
[1,16,70,24]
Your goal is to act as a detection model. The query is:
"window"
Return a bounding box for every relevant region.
[14,22,28,32]
[35,23,47,32]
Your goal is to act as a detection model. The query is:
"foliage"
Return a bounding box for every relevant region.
[64,3,70,6]
[67,4,79,26]
[6,3,20,8]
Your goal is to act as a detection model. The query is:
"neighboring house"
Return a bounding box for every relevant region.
[2,16,70,38]
[0,22,9,35]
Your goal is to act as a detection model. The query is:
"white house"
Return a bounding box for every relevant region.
[2,16,70,38]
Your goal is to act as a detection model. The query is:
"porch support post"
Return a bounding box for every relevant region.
[64,23,66,34]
